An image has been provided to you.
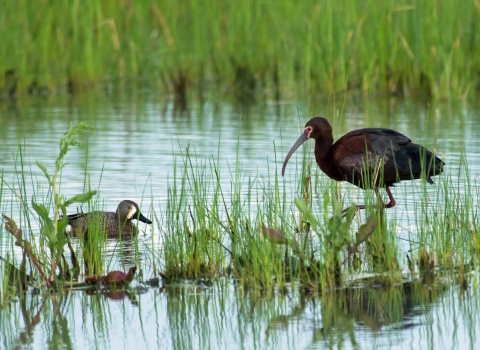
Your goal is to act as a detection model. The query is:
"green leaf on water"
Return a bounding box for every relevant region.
[32,199,57,242]
[355,215,377,245]
[332,199,342,218]
[36,161,52,184]
[40,217,56,243]
[55,194,64,207]
[334,235,344,249]
[294,197,319,231]
[323,191,330,221]
[344,204,356,223]
[339,222,354,243]
[57,214,70,238]
[31,199,50,221]
[64,191,97,207]
[328,216,340,233]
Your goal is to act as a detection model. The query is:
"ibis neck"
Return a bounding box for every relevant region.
[314,137,342,180]
[314,137,333,159]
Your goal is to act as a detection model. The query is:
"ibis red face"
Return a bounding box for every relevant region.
[281,127,311,176]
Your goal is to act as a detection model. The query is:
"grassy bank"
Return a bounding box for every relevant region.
[0,0,479,99]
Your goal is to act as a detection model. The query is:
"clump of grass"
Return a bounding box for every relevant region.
[407,154,480,279]
[77,203,111,277]
[156,144,395,291]
[159,143,296,289]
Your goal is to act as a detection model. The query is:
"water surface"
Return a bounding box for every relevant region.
[0,92,479,349]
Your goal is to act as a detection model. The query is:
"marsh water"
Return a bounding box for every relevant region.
[1,91,480,349]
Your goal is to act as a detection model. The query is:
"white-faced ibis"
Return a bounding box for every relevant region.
[66,200,152,237]
[282,117,444,213]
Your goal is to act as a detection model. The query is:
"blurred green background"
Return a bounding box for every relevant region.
[1,0,479,98]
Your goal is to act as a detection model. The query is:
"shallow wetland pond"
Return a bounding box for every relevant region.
[1,92,480,349]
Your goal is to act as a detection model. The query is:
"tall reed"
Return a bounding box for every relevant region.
[1,0,478,98]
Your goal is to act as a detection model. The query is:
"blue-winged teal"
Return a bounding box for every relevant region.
[66,200,152,237]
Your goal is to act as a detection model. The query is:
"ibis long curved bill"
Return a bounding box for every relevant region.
[281,131,309,176]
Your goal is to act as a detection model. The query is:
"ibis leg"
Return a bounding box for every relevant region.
[384,186,396,208]
[374,187,396,209]
[341,187,396,218]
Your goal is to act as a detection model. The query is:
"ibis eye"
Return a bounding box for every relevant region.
[305,126,313,138]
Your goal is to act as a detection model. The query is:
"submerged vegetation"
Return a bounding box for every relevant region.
[1,0,479,99]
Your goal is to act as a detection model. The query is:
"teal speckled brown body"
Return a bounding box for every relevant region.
[66,200,152,237]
